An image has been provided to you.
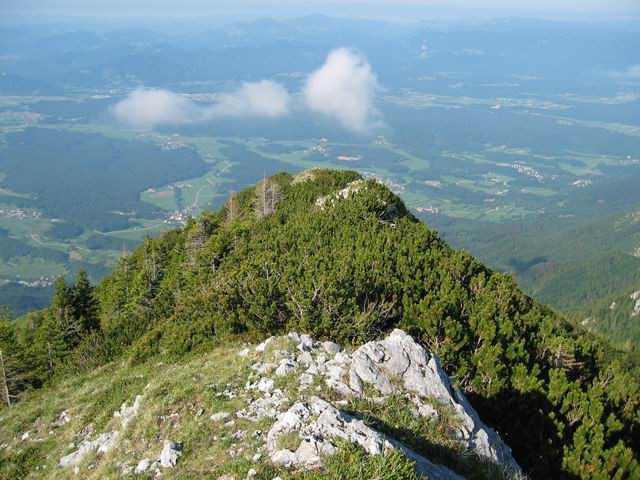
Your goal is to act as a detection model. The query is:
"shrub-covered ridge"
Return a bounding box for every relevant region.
[1,169,638,479]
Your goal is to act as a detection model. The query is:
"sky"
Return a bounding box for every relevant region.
[2,0,639,22]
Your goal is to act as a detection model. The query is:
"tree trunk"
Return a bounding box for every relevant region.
[0,348,10,407]
[46,341,54,377]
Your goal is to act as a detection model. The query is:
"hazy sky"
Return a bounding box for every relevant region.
[3,0,639,21]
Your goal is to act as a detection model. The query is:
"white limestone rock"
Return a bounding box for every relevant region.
[114,395,143,428]
[255,337,276,353]
[257,378,275,393]
[275,358,298,377]
[343,329,521,473]
[59,431,118,467]
[631,290,640,317]
[321,341,342,355]
[53,410,71,426]
[135,458,151,473]
[210,412,230,422]
[247,328,520,476]
[159,440,183,468]
[266,397,462,480]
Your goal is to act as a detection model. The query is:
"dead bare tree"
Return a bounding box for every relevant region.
[0,348,10,407]
[254,175,282,219]
[225,191,238,225]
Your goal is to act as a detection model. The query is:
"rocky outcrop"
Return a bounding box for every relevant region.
[344,330,519,472]
[159,440,183,468]
[242,329,521,477]
[315,179,368,209]
[266,396,463,480]
[57,330,519,477]
[631,290,640,317]
[59,431,118,467]
[114,394,143,428]
[59,394,144,468]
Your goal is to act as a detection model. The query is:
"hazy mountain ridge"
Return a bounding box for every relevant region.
[2,15,637,92]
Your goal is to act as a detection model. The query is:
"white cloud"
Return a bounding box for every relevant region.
[112,88,199,128]
[113,80,291,128]
[304,47,381,133]
[611,64,640,78]
[208,80,291,119]
[113,51,384,133]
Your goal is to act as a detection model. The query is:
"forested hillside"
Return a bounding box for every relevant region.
[1,169,638,479]
[431,204,640,350]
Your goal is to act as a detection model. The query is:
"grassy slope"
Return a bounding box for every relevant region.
[0,336,503,480]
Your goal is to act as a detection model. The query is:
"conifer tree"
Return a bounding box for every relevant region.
[44,276,83,353]
[71,269,99,332]
[36,322,65,378]
[0,307,33,406]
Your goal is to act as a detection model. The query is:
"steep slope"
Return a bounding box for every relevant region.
[1,169,639,479]
[431,204,640,350]
[572,285,640,351]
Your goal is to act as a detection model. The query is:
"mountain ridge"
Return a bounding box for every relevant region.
[1,168,639,478]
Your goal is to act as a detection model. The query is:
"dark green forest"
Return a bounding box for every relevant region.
[1,169,638,479]
[0,128,208,231]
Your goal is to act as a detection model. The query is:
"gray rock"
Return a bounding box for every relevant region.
[266,397,462,480]
[297,351,314,366]
[322,341,342,355]
[299,372,314,388]
[252,362,277,374]
[275,358,298,377]
[255,337,275,353]
[257,378,275,393]
[59,431,118,467]
[631,290,640,317]
[250,329,520,475]
[350,349,395,395]
[345,329,521,473]
[236,389,288,422]
[348,369,364,395]
[135,458,151,473]
[297,334,314,352]
[114,395,143,428]
[159,440,183,468]
[270,448,298,467]
[287,332,301,342]
[53,410,71,426]
[210,411,230,422]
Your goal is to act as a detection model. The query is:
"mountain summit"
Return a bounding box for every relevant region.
[1,169,638,478]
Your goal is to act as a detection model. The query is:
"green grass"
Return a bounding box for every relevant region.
[347,394,511,480]
[0,333,514,479]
